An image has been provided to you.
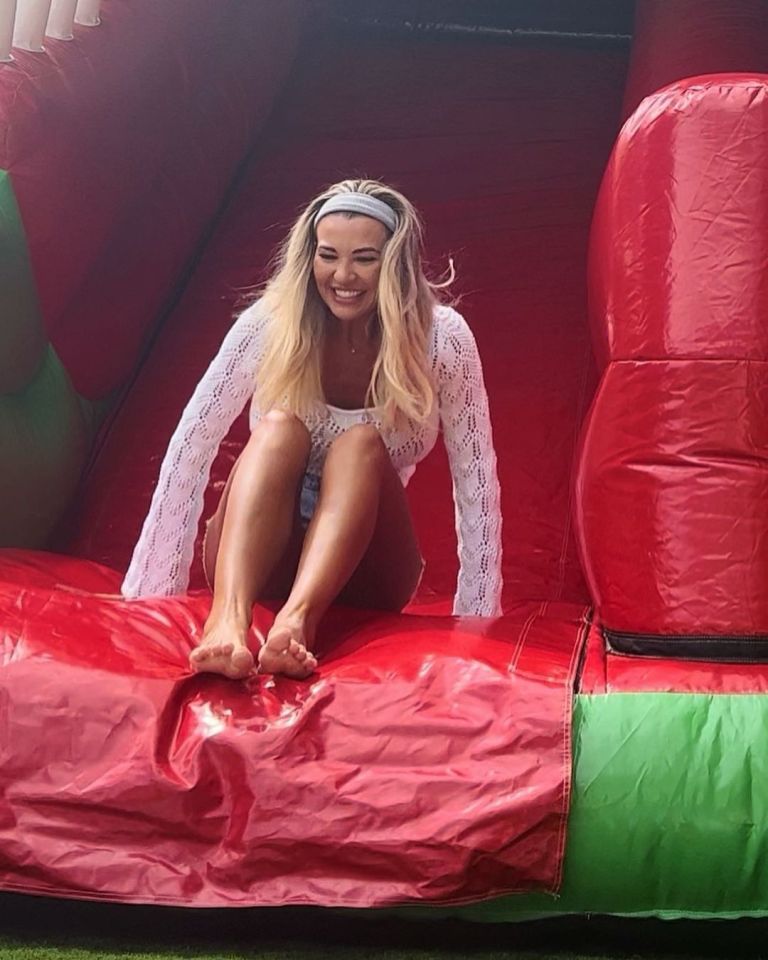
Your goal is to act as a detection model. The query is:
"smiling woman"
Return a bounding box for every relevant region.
[315,215,385,341]
[121,178,503,681]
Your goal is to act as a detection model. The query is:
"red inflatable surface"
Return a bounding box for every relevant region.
[580,621,768,696]
[0,550,587,906]
[578,75,768,641]
[63,27,629,609]
[6,0,767,913]
[0,0,305,399]
[1,6,625,907]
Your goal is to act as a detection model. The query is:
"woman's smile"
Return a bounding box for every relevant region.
[313,213,388,323]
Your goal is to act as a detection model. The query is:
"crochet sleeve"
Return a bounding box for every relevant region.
[121,302,268,598]
[435,306,503,616]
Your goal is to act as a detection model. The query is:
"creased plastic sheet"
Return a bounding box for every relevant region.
[0,550,587,906]
[413,692,768,921]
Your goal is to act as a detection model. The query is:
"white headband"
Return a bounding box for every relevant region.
[314,193,398,234]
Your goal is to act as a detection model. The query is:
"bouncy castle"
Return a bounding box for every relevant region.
[2,0,768,918]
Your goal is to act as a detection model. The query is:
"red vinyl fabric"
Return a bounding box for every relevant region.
[0,0,306,400]
[623,0,768,120]
[576,75,768,639]
[0,21,624,907]
[580,621,768,696]
[64,29,628,609]
[0,550,587,906]
[3,1,768,913]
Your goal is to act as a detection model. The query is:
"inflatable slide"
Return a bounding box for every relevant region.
[2,0,768,918]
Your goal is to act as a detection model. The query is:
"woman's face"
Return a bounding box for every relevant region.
[313,213,388,323]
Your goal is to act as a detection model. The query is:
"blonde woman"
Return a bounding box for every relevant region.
[122,179,502,680]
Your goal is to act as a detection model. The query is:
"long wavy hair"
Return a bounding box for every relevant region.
[256,179,447,428]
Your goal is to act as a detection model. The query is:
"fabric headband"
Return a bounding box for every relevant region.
[314,194,398,234]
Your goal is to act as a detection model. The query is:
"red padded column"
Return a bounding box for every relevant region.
[576,76,768,652]
[623,0,768,120]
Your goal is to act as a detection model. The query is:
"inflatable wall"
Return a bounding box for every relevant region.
[2,0,768,919]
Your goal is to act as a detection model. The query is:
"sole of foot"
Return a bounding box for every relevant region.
[258,628,317,680]
[190,641,255,680]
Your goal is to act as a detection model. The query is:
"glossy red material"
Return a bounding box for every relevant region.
[581,620,768,696]
[0,550,587,906]
[0,0,306,399]
[623,0,768,120]
[63,31,629,610]
[577,76,768,638]
[8,0,768,914]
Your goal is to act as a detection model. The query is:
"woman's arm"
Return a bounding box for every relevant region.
[121,301,269,598]
[435,306,503,616]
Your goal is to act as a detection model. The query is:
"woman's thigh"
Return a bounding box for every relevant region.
[337,457,424,611]
[202,455,306,600]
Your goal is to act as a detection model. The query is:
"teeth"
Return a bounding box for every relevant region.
[334,289,363,299]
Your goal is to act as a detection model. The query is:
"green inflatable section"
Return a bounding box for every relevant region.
[398,694,768,921]
[0,170,92,547]
[0,345,91,547]
[0,170,46,391]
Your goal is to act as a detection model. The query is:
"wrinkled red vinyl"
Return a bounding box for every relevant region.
[0,551,586,906]
[577,76,768,639]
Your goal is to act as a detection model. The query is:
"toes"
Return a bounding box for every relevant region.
[266,632,290,655]
[259,623,317,679]
[227,653,254,679]
[231,648,254,670]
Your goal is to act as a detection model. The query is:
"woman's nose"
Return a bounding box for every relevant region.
[333,260,356,284]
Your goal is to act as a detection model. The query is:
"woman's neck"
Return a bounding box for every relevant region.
[326,310,379,354]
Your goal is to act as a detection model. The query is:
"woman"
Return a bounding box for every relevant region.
[122,179,502,680]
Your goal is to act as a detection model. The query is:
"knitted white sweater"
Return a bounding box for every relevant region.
[121,301,503,616]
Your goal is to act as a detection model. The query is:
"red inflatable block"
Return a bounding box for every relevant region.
[577,76,768,645]
[623,0,768,119]
[590,77,768,367]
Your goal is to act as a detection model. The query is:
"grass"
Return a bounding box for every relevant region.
[0,896,768,960]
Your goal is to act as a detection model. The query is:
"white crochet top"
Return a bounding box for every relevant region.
[121,301,503,616]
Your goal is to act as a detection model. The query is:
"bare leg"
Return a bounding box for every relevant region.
[259,425,423,678]
[190,410,310,679]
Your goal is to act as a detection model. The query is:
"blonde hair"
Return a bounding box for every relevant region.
[256,179,447,428]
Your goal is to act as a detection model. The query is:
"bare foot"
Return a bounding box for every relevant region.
[258,616,317,680]
[190,619,255,680]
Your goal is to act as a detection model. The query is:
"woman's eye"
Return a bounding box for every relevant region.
[356,257,377,265]
[318,253,335,261]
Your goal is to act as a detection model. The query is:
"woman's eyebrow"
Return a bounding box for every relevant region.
[317,244,382,255]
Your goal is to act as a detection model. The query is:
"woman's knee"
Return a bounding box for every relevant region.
[328,424,388,469]
[250,409,311,457]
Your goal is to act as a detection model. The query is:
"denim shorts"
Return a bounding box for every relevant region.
[299,472,321,528]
